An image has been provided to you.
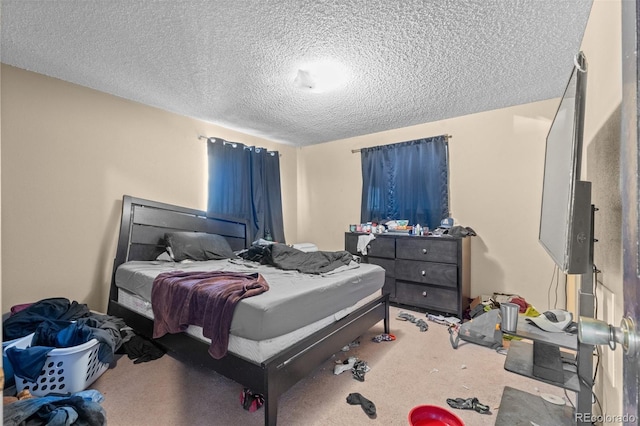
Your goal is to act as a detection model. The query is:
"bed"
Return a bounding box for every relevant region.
[107,195,390,426]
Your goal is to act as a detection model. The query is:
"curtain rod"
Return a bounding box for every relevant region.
[350,134,452,153]
[198,135,281,157]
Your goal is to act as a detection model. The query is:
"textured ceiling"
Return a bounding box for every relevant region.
[1,0,593,146]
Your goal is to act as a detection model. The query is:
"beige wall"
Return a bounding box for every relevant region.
[0,65,298,312]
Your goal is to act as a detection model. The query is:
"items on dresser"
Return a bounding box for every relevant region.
[345,232,470,318]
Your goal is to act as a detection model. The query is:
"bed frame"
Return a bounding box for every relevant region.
[107,195,390,425]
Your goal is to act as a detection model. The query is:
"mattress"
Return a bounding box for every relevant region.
[117,287,382,363]
[115,258,385,341]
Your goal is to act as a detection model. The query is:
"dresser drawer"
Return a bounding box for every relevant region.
[344,233,395,258]
[364,237,395,258]
[369,257,395,277]
[396,238,458,263]
[395,259,457,288]
[396,281,458,313]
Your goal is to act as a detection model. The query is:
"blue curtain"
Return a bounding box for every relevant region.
[207,139,285,244]
[360,135,449,229]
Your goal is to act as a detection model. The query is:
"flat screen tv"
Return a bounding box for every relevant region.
[539,52,592,274]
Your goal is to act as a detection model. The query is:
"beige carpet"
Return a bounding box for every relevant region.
[91,306,568,425]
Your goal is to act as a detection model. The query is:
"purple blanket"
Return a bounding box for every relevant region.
[151,270,269,359]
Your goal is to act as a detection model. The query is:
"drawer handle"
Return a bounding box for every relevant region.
[422,291,427,297]
[422,248,428,254]
[421,270,426,276]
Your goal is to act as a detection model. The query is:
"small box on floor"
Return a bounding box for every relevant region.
[469,294,492,311]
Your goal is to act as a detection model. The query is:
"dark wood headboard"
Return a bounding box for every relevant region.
[109,195,249,302]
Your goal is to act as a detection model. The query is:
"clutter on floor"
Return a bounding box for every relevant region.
[426,313,460,326]
[346,392,376,419]
[116,334,166,364]
[371,333,396,342]
[2,297,166,425]
[340,340,360,352]
[3,389,107,425]
[239,387,265,412]
[352,359,370,382]
[333,356,371,381]
[408,404,464,426]
[396,312,429,331]
[467,292,540,320]
[87,304,567,424]
[446,396,492,415]
[334,356,357,375]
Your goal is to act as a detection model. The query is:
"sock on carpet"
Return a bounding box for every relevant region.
[415,319,429,332]
[397,312,417,322]
[446,397,491,415]
[346,392,376,418]
[371,333,396,343]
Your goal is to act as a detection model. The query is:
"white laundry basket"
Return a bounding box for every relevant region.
[5,333,109,396]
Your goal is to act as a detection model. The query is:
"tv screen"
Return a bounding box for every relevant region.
[538,52,592,274]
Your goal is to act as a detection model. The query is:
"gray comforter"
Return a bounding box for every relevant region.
[244,243,354,274]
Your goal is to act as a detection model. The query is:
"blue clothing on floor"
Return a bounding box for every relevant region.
[3,389,105,426]
[5,344,55,382]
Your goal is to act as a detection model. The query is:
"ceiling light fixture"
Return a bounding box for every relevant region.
[294,69,316,90]
[293,60,349,93]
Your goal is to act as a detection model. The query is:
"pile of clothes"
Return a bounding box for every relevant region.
[3,297,166,425]
[4,389,106,426]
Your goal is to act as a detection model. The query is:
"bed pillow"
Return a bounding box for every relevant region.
[165,231,237,261]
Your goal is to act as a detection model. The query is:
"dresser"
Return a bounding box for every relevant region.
[345,232,470,319]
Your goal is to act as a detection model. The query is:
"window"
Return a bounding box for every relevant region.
[360,135,449,229]
[207,138,285,243]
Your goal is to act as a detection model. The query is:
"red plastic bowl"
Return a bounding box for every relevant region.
[408,405,465,426]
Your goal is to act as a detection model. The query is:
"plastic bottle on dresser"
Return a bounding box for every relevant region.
[415,224,422,236]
